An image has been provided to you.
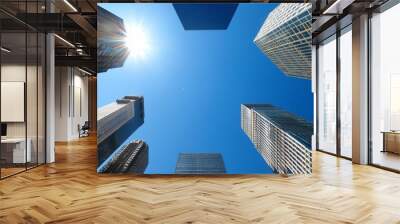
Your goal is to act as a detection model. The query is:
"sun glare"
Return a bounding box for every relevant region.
[125,24,151,59]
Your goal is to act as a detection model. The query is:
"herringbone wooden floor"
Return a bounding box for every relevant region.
[1,135,400,224]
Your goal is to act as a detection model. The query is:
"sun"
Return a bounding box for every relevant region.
[124,23,151,59]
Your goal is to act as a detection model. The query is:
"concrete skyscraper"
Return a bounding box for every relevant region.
[97,96,144,165]
[254,3,312,79]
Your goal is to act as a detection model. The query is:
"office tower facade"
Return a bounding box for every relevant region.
[175,153,226,174]
[97,140,149,173]
[97,6,129,73]
[97,96,144,165]
[173,3,238,30]
[254,3,312,79]
[241,104,312,175]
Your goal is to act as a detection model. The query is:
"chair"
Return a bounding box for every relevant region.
[78,121,90,138]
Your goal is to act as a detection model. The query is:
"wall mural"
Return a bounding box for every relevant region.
[97,3,313,175]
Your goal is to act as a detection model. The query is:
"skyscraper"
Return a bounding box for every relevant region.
[97,6,129,73]
[97,140,149,173]
[241,104,312,174]
[175,153,226,174]
[254,3,312,79]
[173,3,238,30]
[97,96,144,165]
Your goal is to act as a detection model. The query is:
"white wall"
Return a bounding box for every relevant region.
[1,65,42,137]
[72,72,89,138]
[1,65,27,138]
[54,67,89,141]
[1,63,46,164]
[55,66,69,141]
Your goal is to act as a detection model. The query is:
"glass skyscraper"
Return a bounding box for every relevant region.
[97,140,149,173]
[241,104,312,174]
[173,3,238,30]
[97,6,129,73]
[254,3,312,79]
[175,153,226,174]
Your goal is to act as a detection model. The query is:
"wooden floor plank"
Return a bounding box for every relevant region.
[0,135,400,223]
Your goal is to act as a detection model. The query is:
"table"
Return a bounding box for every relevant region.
[1,138,31,163]
[382,131,400,154]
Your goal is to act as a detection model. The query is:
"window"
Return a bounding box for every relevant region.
[318,35,337,154]
[339,26,352,158]
[0,1,46,179]
[370,3,400,171]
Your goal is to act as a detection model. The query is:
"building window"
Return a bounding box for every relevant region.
[370,3,400,171]
[339,26,352,158]
[317,35,337,154]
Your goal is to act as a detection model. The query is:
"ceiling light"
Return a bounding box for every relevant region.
[78,67,93,76]
[1,47,11,53]
[63,0,78,12]
[54,34,75,48]
[322,0,355,15]
[76,48,85,55]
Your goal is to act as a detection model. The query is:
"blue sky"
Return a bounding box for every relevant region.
[98,3,313,174]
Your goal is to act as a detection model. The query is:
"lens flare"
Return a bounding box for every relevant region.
[124,24,151,59]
